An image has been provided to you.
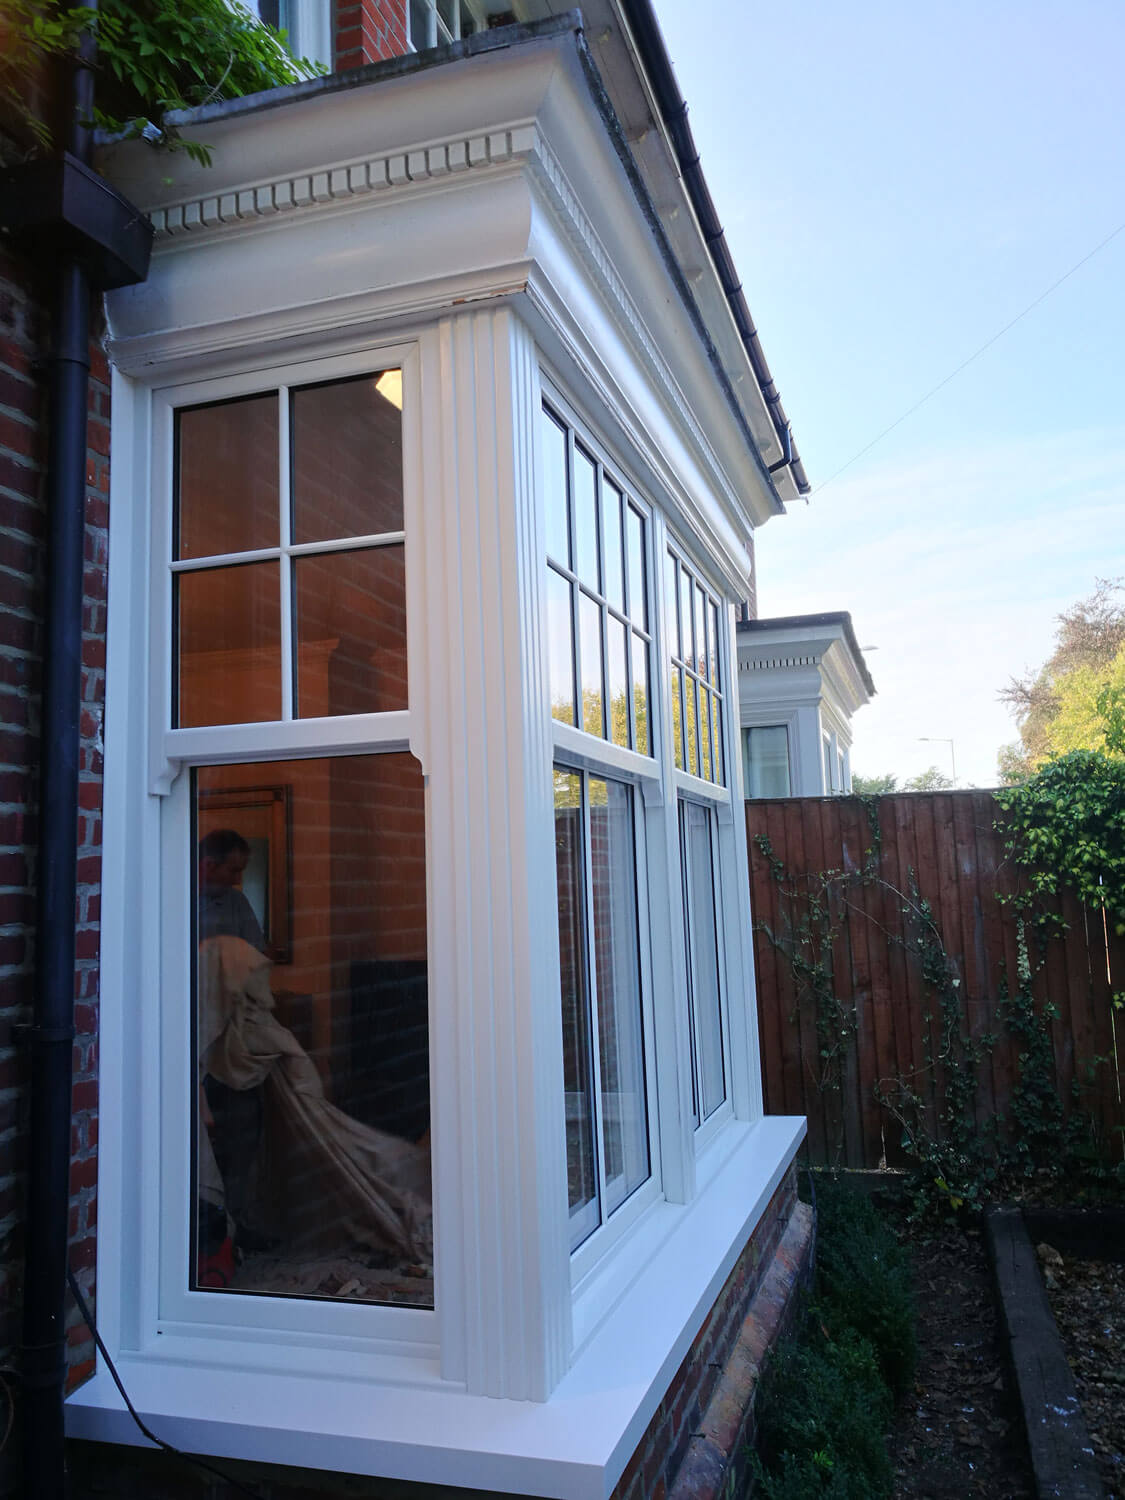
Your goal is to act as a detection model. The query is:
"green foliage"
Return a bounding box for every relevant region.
[994,747,1125,940]
[851,772,898,796]
[753,1182,909,1500]
[755,1331,892,1500]
[813,1181,916,1399]
[999,579,1125,782]
[902,765,953,791]
[2,0,325,164]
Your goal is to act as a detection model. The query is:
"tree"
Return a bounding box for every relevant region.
[902,766,952,791]
[851,772,898,795]
[999,579,1125,783]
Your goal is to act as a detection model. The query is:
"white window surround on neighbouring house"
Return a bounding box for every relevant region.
[737,613,873,800]
[71,27,805,1496]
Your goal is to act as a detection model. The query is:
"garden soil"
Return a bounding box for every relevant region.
[889,1222,1034,1499]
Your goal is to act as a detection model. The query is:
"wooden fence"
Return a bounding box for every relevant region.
[746,792,1125,1171]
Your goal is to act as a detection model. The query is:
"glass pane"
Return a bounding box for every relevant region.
[712,694,724,786]
[686,677,700,778]
[554,769,598,1244]
[679,565,693,668]
[294,545,406,717]
[602,479,625,614]
[579,593,604,739]
[291,374,403,545]
[708,600,721,687]
[626,504,646,628]
[747,725,790,798]
[437,0,456,32]
[177,561,281,727]
[665,551,679,657]
[607,618,629,749]
[176,395,278,561]
[632,634,649,757]
[682,801,725,1120]
[409,0,431,46]
[574,446,600,591]
[193,753,432,1305]
[542,407,570,568]
[700,687,713,782]
[694,583,707,680]
[589,779,648,1216]
[671,665,684,770]
[548,567,576,726]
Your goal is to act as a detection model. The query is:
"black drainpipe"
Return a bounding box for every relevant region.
[0,7,151,1494]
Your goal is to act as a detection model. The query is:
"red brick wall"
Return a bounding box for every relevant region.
[335,0,410,69]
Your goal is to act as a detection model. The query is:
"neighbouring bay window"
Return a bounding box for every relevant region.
[169,366,434,1308]
[742,724,791,799]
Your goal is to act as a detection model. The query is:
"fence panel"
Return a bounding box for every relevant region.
[746,791,1125,1170]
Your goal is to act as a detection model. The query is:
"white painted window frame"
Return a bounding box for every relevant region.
[143,343,441,1354]
[554,764,662,1280]
[741,723,793,800]
[239,0,333,69]
[407,0,487,51]
[152,349,429,1344]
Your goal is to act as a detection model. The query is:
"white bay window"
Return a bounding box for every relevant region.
[78,31,804,1493]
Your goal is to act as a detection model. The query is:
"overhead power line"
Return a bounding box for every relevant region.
[811,215,1125,497]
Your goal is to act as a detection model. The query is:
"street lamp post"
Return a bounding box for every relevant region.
[918,737,957,788]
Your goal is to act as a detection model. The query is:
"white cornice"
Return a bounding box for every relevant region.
[145,124,541,240]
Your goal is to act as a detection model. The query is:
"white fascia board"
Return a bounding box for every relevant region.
[67,1117,805,1500]
[99,30,774,557]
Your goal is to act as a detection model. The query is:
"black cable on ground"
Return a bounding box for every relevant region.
[65,1268,265,1499]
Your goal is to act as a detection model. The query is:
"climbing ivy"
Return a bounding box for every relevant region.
[994,741,1125,953]
[2,1,325,164]
[755,794,1119,1219]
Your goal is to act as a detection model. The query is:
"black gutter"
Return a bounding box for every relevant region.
[2,6,151,1493]
[617,0,811,496]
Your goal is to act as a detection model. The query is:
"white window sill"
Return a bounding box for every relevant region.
[66,1115,805,1500]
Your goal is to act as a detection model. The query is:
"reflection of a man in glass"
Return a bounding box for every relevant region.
[197,828,266,953]
[197,828,270,1263]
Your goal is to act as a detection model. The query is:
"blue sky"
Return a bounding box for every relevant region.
[654,0,1125,786]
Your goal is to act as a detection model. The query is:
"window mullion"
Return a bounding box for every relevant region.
[278,386,294,720]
